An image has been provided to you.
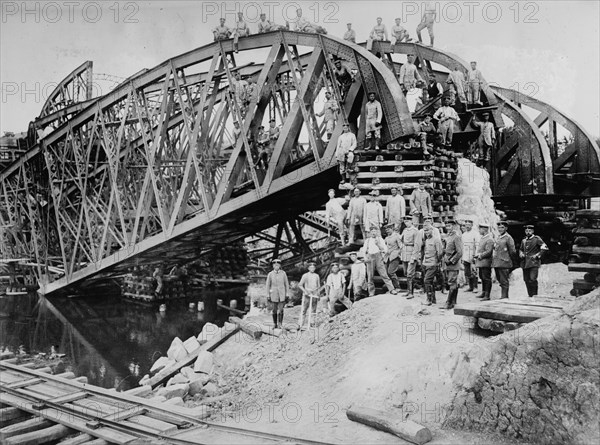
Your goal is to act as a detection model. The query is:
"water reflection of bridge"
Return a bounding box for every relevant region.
[0,288,244,389]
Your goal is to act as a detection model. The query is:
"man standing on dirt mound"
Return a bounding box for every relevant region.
[265,259,289,328]
[519,224,548,297]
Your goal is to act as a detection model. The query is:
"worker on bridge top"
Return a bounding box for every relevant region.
[447,65,467,105]
[426,74,444,111]
[293,8,327,34]
[416,1,436,46]
[213,18,232,41]
[369,17,388,42]
[519,225,549,298]
[343,23,356,43]
[257,13,287,33]
[365,92,383,150]
[467,61,484,106]
[398,54,424,93]
[391,18,412,44]
[233,11,251,52]
[333,59,355,102]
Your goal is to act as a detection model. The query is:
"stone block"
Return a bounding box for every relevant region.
[194,351,214,374]
[167,373,189,386]
[202,382,218,397]
[164,397,185,406]
[167,337,188,362]
[156,383,189,399]
[183,336,201,355]
[150,356,173,373]
[189,374,210,396]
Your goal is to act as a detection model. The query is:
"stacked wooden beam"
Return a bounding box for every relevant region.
[568,209,600,296]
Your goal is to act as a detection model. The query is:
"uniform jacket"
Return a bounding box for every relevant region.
[475,233,494,268]
[384,232,403,262]
[444,232,463,271]
[386,195,406,224]
[266,269,289,302]
[421,235,443,267]
[520,235,547,269]
[409,189,432,215]
[363,201,384,229]
[365,100,382,123]
[400,226,419,262]
[350,262,367,291]
[492,233,517,269]
[462,229,480,263]
[348,196,367,225]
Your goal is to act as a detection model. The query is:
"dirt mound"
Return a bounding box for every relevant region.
[444,290,600,443]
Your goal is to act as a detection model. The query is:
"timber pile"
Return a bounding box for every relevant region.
[568,209,600,296]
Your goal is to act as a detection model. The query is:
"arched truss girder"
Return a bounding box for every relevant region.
[1,31,413,295]
[370,41,555,196]
[491,85,600,179]
[38,61,94,121]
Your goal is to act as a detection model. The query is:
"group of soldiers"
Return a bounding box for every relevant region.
[265,215,549,328]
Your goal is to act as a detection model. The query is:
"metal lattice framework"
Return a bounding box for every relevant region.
[1,31,413,295]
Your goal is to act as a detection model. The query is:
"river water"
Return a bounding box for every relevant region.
[0,286,247,391]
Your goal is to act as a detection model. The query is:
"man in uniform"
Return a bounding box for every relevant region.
[426,74,444,111]
[325,189,347,244]
[472,112,496,164]
[268,118,280,151]
[398,54,424,92]
[335,122,357,184]
[265,259,289,328]
[467,61,484,106]
[233,12,251,52]
[384,224,403,290]
[317,91,339,141]
[365,92,383,150]
[362,228,398,296]
[409,179,433,225]
[325,263,352,316]
[421,226,443,305]
[401,216,419,298]
[257,13,286,33]
[293,8,327,34]
[474,222,494,300]
[433,98,459,148]
[334,59,354,102]
[492,221,517,300]
[418,114,437,155]
[369,17,388,41]
[298,262,320,328]
[349,251,368,301]
[519,225,549,297]
[363,189,384,231]
[461,218,480,292]
[343,23,356,43]
[391,18,411,44]
[416,2,436,46]
[385,186,406,228]
[443,219,463,309]
[230,71,248,111]
[447,65,467,104]
[347,188,367,244]
[213,18,232,41]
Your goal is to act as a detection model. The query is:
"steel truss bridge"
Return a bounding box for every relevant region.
[1,31,599,295]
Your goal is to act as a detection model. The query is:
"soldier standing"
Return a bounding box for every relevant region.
[384,224,403,290]
[416,2,436,46]
[519,225,549,297]
[347,188,367,244]
[409,179,433,226]
[349,251,368,301]
[433,98,459,148]
[362,228,398,296]
[472,112,496,164]
[447,65,467,104]
[398,54,424,92]
[443,219,463,309]
[365,92,383,150]
[333,59,354,102]
[343,23,356,43]
[474,223,494,300]
[268,118,280,151]
[385,186,406,228]
[492,221,517,300]
[265,259,289,328]
[421,226,443,305]
[325,189,347,244]
[461,218,480,292]
[325,263,352,316]
[401,216,419,298]
[363,189,384,231]
[467,61,484,106]
[317,91,339,141]
[336,122,357,185]
[298,262,321,328]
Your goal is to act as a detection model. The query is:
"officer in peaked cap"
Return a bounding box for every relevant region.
[519,224,548,297]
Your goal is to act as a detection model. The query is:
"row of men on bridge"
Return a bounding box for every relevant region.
[265,218,548,328]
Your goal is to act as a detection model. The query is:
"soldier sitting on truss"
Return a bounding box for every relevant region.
[257,13,288,33]
[333,59,355,102]
[369,17,388,41]
[335,122,357,185]
[418,114,437,155]
[233,12,251,52]
[213,18,232,41]
[471,111,496,164]
[293,8,327,34]
[365,92,383,150]
[391,18,412,44]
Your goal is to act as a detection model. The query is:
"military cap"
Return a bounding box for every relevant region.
[330,262,339,267]
[342,122,350,127]
[272,259,282,264]
[479,222,490,228]
[404,215,413,220]
[524,224,535,229]
[307,261,316,266]
[445,218,457,225]
[424,214,433,221]
[497,221,508,227]
[418,178,427,184]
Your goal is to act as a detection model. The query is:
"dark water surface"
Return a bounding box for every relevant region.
[0,287,247,390]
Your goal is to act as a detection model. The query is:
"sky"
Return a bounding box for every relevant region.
[1,0,599,138]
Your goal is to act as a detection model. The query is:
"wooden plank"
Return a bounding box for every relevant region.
[573,246,600,255]
[0,418,53,440]
[121,414,177,434]
[454,303,560,323]
[494,300,567,310]
[4,424,73,445]
[229,316,262,340]
[359,160,434,167]
[346,406,432,445]
[146,324,239,388]
[48,392,88,405]
[82,440,108,445]
[573,279,597,290]
[357,171,434,179]
[0,408,29,425]
[568,263,600,273]
[573,228,600,237]
[4,379,44,389]
[56,433,94,445]
[575,210,600,217]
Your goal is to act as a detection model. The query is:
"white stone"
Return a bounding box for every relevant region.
[167,337,188,362]
[180,366,196,380]
[193,351,214,374]
[197,323,220,344]
[167,373,189,386]
[150,395,167,403]
[188,375,210,396]
[164,396,185,406]
[150,356,171,373]
[202,382,218,397]
[156,383,189,399]
[188,405,212,419]
[183,336,201,355]
[125,385,152,397]
[223,321,236,331]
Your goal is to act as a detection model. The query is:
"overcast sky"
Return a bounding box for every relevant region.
[1,0,599,138]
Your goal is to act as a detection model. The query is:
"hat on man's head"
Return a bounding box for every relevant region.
[307,261,316,267]
[342,122,350,127]
[404,215,413,220]
[479,222,490,228]
[369,189,379,196]
[272,259,281,264]
[497,221,508,227]
[269,118,276,122]
[463,217,473,223]
[424,214,433,221]
[418,178,427,184]
[524,224,535,229]
[445,218,457,225]
[330,262,339,267]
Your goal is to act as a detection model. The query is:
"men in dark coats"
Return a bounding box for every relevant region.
[491,221,517,300]
[519,225,549,297]
[443,219,463,309]
[474,222,494,300]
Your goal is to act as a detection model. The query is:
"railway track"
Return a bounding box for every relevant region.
[0,361,331,444]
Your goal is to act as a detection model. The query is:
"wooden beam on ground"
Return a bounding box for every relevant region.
[346,406,432,445]
[0,418,54,441]
[0,408,30,428]
[229,316,263,340]
[146,324,239,388]
[4,423,74,445]
[56,433,94,445]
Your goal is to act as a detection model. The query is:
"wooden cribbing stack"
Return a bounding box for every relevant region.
[568,209,600,296]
